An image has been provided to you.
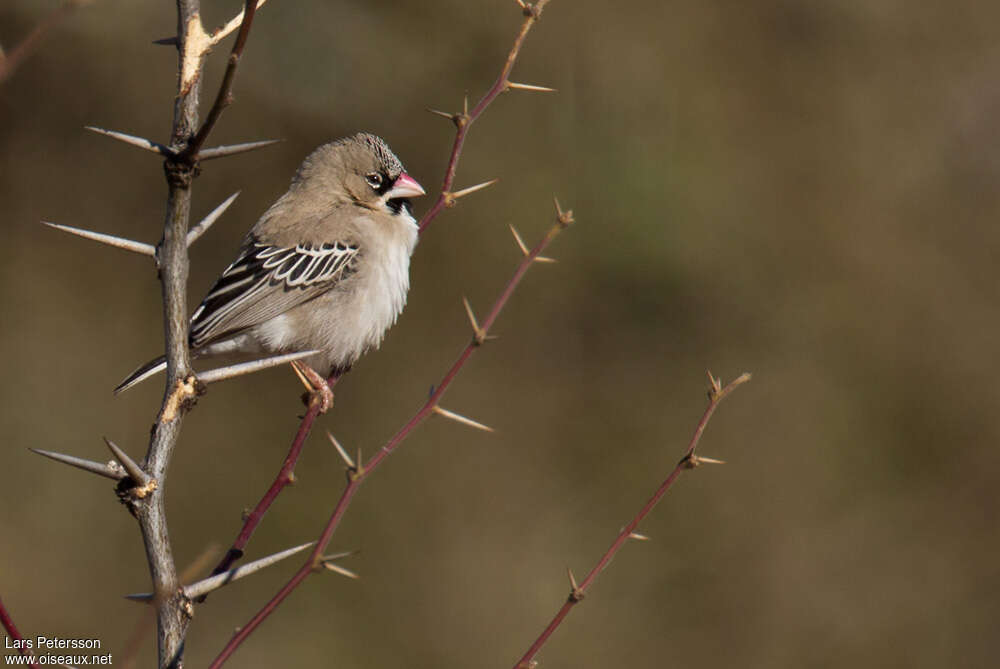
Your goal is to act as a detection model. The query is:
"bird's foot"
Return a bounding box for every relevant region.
[291,361,334,413]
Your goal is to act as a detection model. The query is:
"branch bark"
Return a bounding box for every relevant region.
[129,2,202,663]
[123,1,261,666]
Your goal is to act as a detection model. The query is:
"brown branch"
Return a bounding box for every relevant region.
[208,202,574,669]
[512,372,752,668]
[0,0,87,86]
[0,596,38,668]
[111,1,263,666]
[119,546,220,669]
[127,2,202,661]
[184,0,259,160]
[417,0,553,236]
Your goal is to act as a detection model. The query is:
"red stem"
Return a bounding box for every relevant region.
[417,0,551,236]
[0,596,39,668]
[209,217,568,669]
[206,376,339,580]
[0,1,78,86]
[512,374,750,668]
[185,0,259,160]
[208,5,556,665]
[205,0,552,582]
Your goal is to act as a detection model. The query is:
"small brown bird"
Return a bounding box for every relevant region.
[117,133,425,396]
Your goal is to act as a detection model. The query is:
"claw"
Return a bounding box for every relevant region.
[291,360,334,412]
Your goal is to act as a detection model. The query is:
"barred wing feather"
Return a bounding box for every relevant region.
[189,241,359,348]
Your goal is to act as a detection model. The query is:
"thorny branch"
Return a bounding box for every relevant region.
[121,0,262,666]
[512,372,752,669]
[184,0,259,159]
[0,596,38,668]
[203,378,337,582]
[30,1,565,666]
[208,202,575,669]
[203,0,556,584]
[418,0,554,235]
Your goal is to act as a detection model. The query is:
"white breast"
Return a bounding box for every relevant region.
[251,211,419,373]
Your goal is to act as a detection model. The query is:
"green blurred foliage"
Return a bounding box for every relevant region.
[2,0,998,667]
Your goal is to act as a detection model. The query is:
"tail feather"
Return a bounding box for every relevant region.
[114,355,168,394]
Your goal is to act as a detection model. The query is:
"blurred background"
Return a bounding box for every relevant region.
[2,0,998,667]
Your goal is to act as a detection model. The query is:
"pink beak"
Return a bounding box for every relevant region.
[386,172,426,199]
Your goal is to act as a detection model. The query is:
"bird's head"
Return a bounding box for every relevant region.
[298,133,425,215]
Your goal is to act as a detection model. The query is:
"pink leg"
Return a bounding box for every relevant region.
[290,361,335,413]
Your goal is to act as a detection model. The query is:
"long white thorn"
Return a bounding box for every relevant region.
[509,224,531,256]
[29,448,125,481]
[462,296,486,344]
[449,179,499,201]
[187,192,240,247]
[432,405,495,433]
[125,541,315,602]
[326,431,355,469]
[320,551,360,580]
[84,126,171,156]
[41,221,155,257]
[321,561,360,580]
[506,81,557,93]
[198,350,319,385]
[103,437,152,487]
[184,541,314,599]
[198,139,282,161]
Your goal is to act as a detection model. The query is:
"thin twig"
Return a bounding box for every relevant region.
[0,0,86,86]
[417,0,553,236]
[0,596,39,668]
[184,0,259,160]
[208,0,271,45]
[209,202,572,669]
[511,372,751,668]
[202,374,340,587]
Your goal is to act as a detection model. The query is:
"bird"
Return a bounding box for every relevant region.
[116,132,426,405]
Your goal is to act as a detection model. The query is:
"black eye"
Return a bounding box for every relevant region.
[365,172,383,189]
